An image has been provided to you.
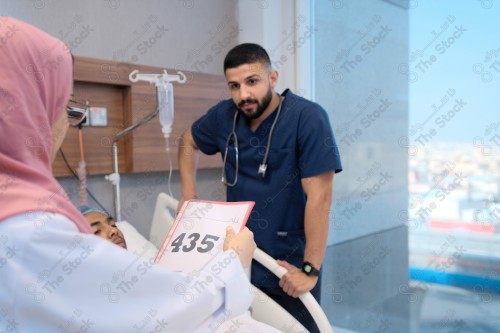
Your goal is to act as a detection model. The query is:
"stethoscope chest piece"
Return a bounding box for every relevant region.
[258,163,268,177]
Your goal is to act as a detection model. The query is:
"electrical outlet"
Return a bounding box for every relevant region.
[89,107,107,127]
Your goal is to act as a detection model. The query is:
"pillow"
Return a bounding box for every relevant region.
[116,221,158,262]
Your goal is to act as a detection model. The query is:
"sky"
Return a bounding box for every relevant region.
[409,1,499,144]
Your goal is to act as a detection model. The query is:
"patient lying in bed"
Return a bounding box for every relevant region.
[78,206,282,333]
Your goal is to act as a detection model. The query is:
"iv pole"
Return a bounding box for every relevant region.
[106,69,186,221]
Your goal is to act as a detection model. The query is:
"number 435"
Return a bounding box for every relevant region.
[170,233,220,253]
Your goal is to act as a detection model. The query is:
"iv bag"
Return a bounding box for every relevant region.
[158,82,174,137]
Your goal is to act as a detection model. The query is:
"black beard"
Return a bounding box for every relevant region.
[236,89,273,120]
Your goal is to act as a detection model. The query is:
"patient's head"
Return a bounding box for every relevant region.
[78,206,127,249]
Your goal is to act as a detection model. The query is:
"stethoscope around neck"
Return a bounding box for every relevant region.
[221,96,283,187]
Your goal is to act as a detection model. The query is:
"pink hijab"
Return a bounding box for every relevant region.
[0,17,91,233]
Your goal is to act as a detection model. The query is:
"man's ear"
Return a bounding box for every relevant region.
[269,70,279,89]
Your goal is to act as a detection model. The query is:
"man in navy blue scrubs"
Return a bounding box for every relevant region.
[178,43,342,332]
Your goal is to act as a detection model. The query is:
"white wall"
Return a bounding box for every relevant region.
[1,0,238,74]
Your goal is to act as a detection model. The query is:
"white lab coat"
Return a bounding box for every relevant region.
[116,221,284,333]
[0,212,254,333]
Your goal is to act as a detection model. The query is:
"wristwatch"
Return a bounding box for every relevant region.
[302,261,320,276]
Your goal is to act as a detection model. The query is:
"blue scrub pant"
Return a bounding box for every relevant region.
[259,275,322,333]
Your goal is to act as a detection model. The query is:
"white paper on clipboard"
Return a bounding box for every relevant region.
[154,199,254,272]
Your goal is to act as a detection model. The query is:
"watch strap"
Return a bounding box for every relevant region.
[302,261,320,276]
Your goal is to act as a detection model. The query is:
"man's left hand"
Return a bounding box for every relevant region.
[277,260,318,298]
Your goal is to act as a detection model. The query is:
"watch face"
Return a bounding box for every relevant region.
[304,264,312,273]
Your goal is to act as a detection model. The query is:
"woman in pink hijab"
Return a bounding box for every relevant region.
[0,17,257,333]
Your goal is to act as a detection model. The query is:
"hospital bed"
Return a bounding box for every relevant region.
[147,193,334,333]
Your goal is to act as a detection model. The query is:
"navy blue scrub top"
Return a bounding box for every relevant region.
[192,89,342,288]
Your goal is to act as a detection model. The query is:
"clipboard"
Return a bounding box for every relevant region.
[154,199,254,272]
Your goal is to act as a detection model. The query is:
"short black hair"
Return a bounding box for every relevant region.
[223,43,271,72]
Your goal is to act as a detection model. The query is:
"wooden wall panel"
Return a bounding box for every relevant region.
[53,56,226,177]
